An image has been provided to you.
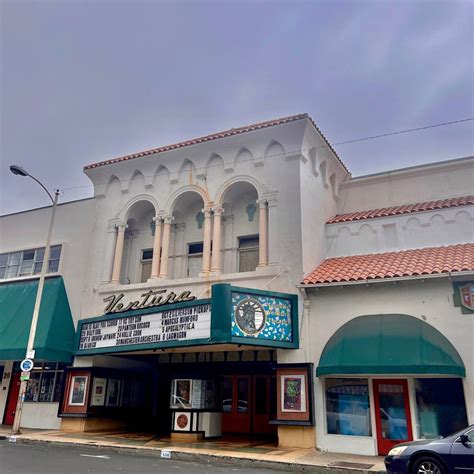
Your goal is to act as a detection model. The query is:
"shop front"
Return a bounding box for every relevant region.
[60,284,312,441]
[316,314,468,455]
[0,276,76,429]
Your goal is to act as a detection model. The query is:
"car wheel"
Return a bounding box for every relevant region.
[413,457,445,474]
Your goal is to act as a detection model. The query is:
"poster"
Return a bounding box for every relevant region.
[69,376,88,405]
[281,375,306,413]
[91,377,107,406]
[106,378,121,407]
[275,365,313,424]
[171,379,192,408]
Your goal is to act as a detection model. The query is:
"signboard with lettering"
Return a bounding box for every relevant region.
[75,284,299,355]
[79,304,211,351]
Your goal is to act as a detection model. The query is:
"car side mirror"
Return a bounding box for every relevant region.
[459,434,469,445]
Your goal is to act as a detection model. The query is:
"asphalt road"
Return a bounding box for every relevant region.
[0,441,290,474]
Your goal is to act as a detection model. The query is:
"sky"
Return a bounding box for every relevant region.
[1,0,473,214]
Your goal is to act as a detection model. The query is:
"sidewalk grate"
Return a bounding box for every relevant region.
[328,461,374,469]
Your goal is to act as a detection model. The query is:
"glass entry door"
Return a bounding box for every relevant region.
[373,379,413,455]
[222,376,251,433]
[221,375,276,435]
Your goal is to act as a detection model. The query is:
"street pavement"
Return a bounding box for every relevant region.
[0,441,291,474]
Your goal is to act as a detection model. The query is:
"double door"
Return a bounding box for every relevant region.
[222,375,276,435]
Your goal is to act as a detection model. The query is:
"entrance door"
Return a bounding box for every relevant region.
[222,376,251,433]
[4,372,21,425]
[253,376,277,435]
[373,379,413,455]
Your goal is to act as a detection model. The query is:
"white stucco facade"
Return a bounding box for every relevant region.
[0,114,472,452]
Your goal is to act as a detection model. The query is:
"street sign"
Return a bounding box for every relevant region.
[20,359,34,372]
[20,373,30,381]
[27,350,36,359]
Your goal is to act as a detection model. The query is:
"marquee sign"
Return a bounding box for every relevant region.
[79,304,211,351]
[75,284,298,355]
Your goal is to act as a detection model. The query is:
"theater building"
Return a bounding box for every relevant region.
[0,114,472,454]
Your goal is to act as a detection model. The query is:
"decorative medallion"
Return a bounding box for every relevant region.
[460,283,474,311]
[235,298,266,335]
[176,413,189,429]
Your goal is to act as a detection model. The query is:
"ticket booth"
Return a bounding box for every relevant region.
[170,378,221,439]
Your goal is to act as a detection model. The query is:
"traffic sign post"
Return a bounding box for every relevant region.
[20,359,34,372]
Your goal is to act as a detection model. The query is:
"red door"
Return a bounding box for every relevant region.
[252,376,277,435]
[4,373,21,425]
[222,376,251,433]
[373,379,413,455]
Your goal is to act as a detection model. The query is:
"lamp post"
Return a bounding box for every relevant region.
[9,165,59,435]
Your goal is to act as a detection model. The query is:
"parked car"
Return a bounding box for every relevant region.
[384,425,473,474]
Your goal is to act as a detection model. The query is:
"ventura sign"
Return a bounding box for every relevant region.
[79,303,211,350]
[76,284,299,355]
[103,289,196,314]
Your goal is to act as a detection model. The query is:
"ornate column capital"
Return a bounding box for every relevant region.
[256,198,268,208]
[152,216,164,224]
[116,223,128,232]
[163,215,174,225]
[212,206,224,216]
[202,207,213,217]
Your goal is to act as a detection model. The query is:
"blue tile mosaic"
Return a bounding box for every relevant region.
[231,292,292,342]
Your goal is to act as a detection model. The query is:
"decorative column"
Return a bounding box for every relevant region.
[150,217,163,279]
[211,206,224,274]
[111,223,127,284]
[267,193,278,265]
[223,214,234,273]
[174,222,186,279]
[257,199,268,267]
[101,223,118,283]
[158,215,173,278]
[201,208,213,274]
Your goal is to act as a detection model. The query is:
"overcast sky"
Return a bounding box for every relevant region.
[1,0,472,215]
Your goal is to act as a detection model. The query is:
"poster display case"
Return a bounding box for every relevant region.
[170,378,221,438]
[272,364,314,426]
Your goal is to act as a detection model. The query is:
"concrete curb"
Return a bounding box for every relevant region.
[0,435,386,474]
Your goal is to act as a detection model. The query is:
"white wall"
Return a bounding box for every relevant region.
[0,198,97,325]
[22,403,61,429]
[326,205,474,257]
[307,278,474,455]
[0,361,13,422]
[338,156,474,214]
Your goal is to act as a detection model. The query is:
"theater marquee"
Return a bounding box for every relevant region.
[75,284,299,355]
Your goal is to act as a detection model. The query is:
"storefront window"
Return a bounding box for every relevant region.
[326,378,372,436]
[415,378,468,439]
[24,362,66,403]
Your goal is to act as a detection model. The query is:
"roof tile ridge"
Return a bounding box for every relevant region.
[83,113,309,170]
[326,195,474,224]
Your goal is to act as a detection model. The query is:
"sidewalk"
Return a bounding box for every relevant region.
[0,426,386,473]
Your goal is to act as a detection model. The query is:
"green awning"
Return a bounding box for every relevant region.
[0,276,75,362]
[316,314,465,377]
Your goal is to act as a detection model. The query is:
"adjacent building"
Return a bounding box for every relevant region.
[0,114,472,455]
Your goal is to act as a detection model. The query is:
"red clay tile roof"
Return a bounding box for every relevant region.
[302,243,474,285]
[327,196,474,224]
[84,113,348,172]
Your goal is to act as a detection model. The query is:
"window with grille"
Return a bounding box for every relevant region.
[0,245,62,280]
[141,248,153,282]
[238,236,259,272]
[187,242,203,277]
[24,362,66,403]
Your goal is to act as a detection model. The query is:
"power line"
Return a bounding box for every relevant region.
[58,117,474,193]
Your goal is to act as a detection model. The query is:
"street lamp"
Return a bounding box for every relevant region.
[9,165,60,435]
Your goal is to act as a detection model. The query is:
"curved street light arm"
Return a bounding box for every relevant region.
[28,174,55,204]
